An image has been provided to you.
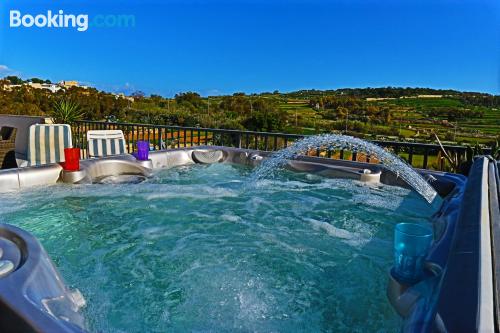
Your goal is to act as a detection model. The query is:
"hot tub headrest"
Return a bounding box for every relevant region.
[192,150,224,164]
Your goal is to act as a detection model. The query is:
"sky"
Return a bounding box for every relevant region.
[0,0,498,96]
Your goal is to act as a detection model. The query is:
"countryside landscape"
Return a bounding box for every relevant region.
[2,76,498,147]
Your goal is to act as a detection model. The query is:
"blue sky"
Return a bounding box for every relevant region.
[0,0,498,96]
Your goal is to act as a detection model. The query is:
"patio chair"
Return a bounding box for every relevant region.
[26,124,73,166]
[86,130,127,158]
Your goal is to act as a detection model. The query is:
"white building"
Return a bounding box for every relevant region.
[26,82,61,93]
[27,82,62,93]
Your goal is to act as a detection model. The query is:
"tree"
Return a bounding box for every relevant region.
[382,108,391,123]
[5,76,23,85]
[131,91,145,99]
[29,78,45,84]
[174,92,204,110]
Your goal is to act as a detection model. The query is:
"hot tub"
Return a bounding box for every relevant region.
[0,146,496,332]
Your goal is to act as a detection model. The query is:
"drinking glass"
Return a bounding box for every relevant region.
[136,141,149,161]
[393,223,433,283]
[63,148,80,171]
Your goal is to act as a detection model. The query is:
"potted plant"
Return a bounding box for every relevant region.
[50,99,85,171]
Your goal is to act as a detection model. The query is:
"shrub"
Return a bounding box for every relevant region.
[50,99,84,124]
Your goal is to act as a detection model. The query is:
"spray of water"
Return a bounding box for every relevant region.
[249,134,438,204]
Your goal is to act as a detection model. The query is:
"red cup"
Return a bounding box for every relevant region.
[63,148,80,171]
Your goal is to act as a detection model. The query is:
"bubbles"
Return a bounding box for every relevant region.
[0,163,435,332]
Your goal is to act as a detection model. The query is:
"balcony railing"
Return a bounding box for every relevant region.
[73,120,481,173]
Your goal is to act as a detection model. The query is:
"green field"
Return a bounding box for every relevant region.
[278,96,499,146]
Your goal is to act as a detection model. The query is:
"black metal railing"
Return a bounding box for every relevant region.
[73,120,480,173]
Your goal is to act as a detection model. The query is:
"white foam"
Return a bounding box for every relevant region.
[145,186,238,200]
[307,218,373,248]
[221,214,242,223]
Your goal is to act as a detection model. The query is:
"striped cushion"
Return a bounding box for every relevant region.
[88,138,126,158]
[27,124,72,166]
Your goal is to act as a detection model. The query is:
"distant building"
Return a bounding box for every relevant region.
[366,97,396,101]
[56,80,90,90]
[42,83,61,93]
[27,82,61,93]
[1,84,22,91]
[112,93,134,102]
[1,82,61,93]
[400,95,443,99]
[58,81,80,89]
[417,95,443,98]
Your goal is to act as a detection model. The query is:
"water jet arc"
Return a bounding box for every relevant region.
[250,134,438,204]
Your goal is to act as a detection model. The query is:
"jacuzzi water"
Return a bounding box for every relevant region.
[0,163,437,332]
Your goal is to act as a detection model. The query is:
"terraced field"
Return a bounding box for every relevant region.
[280,97,499,145]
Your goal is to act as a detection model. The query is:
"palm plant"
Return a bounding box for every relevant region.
[50,99,84,124]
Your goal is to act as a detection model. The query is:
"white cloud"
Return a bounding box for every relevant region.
[0,65,18,76]
[199,88,223,97]
[111,82,136,95]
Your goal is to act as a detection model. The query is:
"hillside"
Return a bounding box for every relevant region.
[1,77,498,146]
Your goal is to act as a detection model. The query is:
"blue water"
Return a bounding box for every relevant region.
[0,164,436,332]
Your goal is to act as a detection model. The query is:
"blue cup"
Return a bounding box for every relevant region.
[393,223,433,284]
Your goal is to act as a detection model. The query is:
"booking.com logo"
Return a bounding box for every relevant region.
[9,10,136,32]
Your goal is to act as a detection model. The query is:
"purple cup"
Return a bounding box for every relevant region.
[136,140,149,161]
